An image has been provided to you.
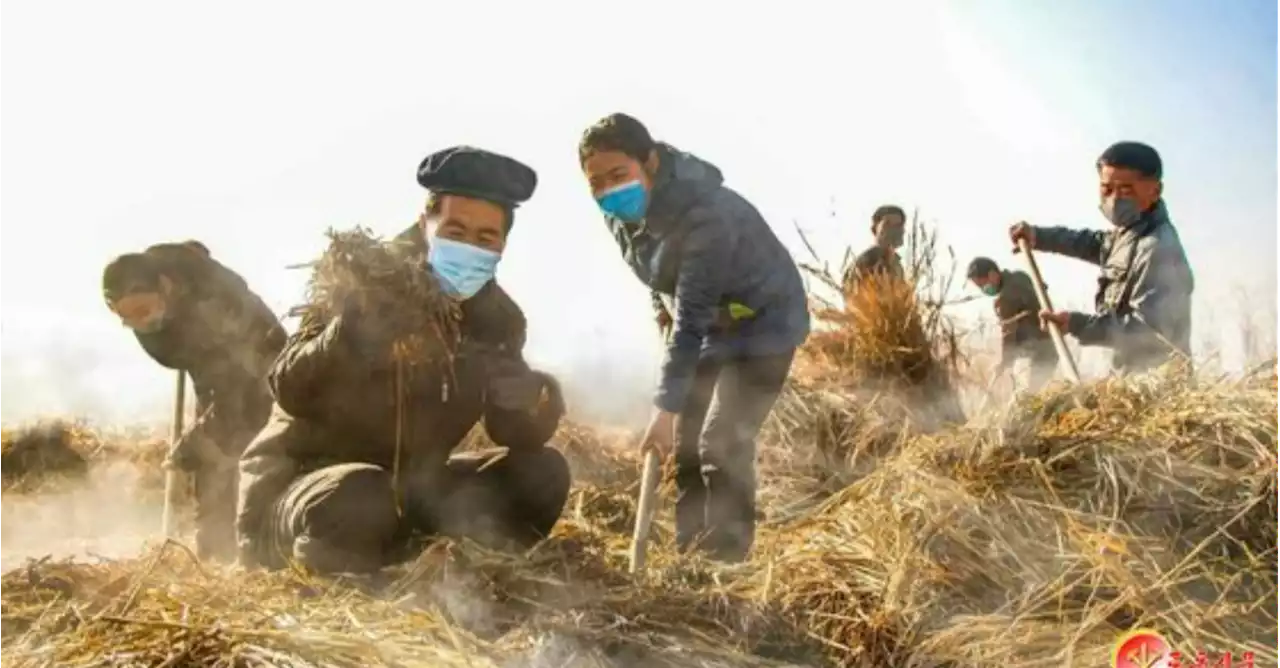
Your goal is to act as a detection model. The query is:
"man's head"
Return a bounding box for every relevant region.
[1096,141,1163,227]
[967,257,1002,297]
[578,113,660,223]
[415,146,538,299]
[102,253,175,333]
[871,204,906,250]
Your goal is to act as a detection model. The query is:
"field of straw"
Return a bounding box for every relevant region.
[2,225,1276,666]
[3,367,1275,667]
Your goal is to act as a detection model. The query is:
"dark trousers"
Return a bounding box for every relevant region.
[674,350,795,562]
[269,447,570,574]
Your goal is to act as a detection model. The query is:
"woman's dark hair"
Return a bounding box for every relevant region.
[578,112,656,165]
[102,253,162,301]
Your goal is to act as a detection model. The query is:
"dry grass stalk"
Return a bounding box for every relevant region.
[289,226,462,367]
[3,368,1275,667]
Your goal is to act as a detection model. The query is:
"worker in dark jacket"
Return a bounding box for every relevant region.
[236,147,570,575]
[844,204,907,291]
[578,113,810,563]
[1011,141,1195,373]
[103,241,286,561]
[967,257,1057,390]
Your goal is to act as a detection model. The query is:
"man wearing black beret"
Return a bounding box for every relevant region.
[1009,141,1195,374]
[236,146,572,574]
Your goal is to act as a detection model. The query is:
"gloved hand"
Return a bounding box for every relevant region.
[165,439,202,472]
[165,424,238,473]
[486,356,546,412]
[165,417,209,473]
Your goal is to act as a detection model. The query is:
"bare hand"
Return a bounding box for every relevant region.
[656,308,673,335]
[1038,309,1070,332]
[1009,222,1036,253]
[639,410,676,461]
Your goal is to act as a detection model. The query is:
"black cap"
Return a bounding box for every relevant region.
[1098,141,1162,179]
[966,256,999,279]
[416,146,538,208]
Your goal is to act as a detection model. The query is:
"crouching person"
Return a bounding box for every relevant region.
[235,147,571,574]
[102,240,286,562]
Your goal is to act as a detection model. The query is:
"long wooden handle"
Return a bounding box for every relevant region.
[162,370,187,537]
[1017,238,1082,384]
[629,449,662,574]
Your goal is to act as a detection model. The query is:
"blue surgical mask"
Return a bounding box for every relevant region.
[427,236,501,300]
[1100,196,1143,228]
[596,180,648,223]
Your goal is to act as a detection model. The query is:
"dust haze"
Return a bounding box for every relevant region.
[0,461,165,572]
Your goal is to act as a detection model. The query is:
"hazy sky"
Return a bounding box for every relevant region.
[2,1,1276,424]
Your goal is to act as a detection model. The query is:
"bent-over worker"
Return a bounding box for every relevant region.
[236,147,570,574]
[578,113,810,563]
[1010,141,1195,374]
[102,241,286,561]
[967,256,1056,391]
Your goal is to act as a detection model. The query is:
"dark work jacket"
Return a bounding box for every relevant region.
[602,144,810,413]
[992,269,1052,366]
[1033,201,1195,372]
[236,226,564,565]
[846,245,905,288]
[131,242,286,453]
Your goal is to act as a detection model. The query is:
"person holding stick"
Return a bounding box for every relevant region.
[102,241,287,561]
[236,147,570,575]
[578,113,810,563]
[1009,141,1195,375]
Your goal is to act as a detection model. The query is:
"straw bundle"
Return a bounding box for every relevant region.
[1,420,92,490]
[796,215,966,428]
[290,226,462,366]
[3,368,1274,667]
[807,271,940,386]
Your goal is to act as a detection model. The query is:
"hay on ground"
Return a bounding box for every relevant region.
[2,369,1275,667]
[1,420,92,490]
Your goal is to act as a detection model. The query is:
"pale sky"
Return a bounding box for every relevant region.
[2,1,1276,425]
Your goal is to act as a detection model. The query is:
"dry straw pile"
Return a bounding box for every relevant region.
[3,365,1275,667]
[2,421,92,490]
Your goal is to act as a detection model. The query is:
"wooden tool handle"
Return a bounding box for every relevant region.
[1017,238,1082,384]
[162,370,188,538]
[629,449,662,574]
